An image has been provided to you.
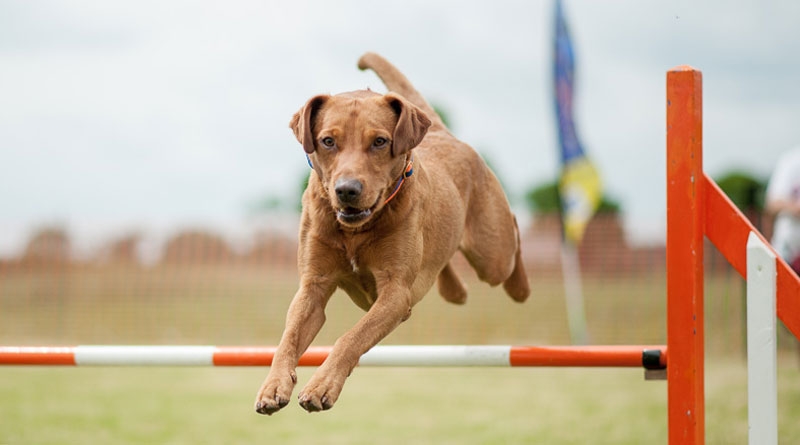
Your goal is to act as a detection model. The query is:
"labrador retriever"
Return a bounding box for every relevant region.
[255,52,529,414]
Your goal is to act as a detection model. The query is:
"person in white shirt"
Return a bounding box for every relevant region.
[765,146,800,274]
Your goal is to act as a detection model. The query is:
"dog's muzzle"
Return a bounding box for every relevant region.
[334,178,376,225]
[334,178,363,205]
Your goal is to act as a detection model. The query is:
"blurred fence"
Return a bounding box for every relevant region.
[0,214,796,358]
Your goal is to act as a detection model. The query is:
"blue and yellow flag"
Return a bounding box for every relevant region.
[554,0,602,244]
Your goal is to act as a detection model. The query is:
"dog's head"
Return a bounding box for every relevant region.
[290,90,431,228]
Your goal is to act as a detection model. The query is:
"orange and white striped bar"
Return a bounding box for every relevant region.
[0,345,666,368]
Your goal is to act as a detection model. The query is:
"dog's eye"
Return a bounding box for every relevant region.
[320,137,336,149]
[372,137,388,148]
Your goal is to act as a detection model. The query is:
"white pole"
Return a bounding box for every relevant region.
[359,345,510,367]
[75,345,215,366]
[561,242,589,345]
[746,232,778,445]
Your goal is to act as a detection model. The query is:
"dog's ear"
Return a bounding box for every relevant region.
[290,95,329,154]
[385,93,432,157]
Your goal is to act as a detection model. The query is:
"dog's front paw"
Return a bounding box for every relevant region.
[297,371,346,412]
[254,369,297,415]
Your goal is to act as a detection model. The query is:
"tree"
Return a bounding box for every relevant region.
[714,171,765,213]
[524,180,620,214]
[431,104,452,129]
[247,172,310,215]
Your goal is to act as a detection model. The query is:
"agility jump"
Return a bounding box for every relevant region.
[1,66,799,445]
[0,344,666,368]
[666,66,800,445]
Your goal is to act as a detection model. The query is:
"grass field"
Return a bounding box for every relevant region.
[1,264,799,443]
[1,360,799,444]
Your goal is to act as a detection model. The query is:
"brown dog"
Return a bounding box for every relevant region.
[255,53,529,415]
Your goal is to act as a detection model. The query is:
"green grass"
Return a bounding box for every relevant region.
[1,359,799,444]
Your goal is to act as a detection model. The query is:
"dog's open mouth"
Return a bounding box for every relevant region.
[336,206,373,224]
[336,197,381,225]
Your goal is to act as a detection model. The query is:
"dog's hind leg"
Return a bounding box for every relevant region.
[460,175,530,303]
[501,217,530,302]
[437,261,468,305]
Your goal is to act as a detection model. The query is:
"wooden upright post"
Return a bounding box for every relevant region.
[666,66,705,444]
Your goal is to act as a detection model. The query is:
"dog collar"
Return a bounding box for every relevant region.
[383,156,414,205]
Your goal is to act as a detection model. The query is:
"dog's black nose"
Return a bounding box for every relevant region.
[335,179,363,204]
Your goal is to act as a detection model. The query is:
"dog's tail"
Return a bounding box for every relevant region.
[358,52,446,129]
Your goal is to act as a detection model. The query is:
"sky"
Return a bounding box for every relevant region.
[1,0,799,257]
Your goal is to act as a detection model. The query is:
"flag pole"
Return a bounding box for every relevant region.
[560,240,589,344]
[553,0,599,345]
[556,181,590,345]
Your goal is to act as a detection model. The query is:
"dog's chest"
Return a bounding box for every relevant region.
[339,262,378,310]
[344,255,372,291]
[341,235,369,274]
[336,236,381,309]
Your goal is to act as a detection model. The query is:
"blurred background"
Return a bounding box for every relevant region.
[1,0,799,356]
